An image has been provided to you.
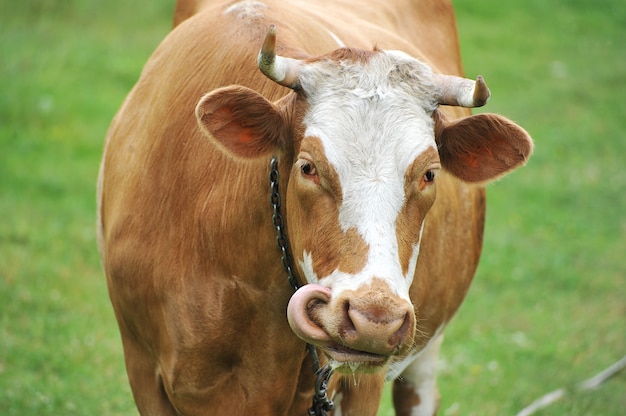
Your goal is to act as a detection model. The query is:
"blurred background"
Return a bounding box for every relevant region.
[1,0,624,414]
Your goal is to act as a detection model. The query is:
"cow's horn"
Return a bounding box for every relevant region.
[433,74,491,107]
[258,25,301,89]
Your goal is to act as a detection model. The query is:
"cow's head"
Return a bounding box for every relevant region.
[195,26,532,373]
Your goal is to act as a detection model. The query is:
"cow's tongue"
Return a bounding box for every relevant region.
[286,284,332,345]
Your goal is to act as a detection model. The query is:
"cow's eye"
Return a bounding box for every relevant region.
[424,170,436,182]
[301,162,317,177]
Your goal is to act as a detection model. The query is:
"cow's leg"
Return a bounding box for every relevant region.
[392,332,445,416]
[121,335,178,416]
[330,372,385,416]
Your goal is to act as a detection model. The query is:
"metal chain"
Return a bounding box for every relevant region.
[269,157,334,416]
[269,157,300,291]
[308,363,335,416]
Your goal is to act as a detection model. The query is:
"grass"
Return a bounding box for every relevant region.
[420,1,626,414]
[0,1,172,414]
[1,0,623,415]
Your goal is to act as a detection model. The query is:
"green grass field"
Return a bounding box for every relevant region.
[1,0,624,414]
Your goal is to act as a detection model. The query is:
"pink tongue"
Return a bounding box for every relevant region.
[286,284,332,344]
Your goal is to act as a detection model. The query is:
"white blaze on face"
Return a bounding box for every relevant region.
[298,50,439,299]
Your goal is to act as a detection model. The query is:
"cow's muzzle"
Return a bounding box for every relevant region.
[287,283,415,370]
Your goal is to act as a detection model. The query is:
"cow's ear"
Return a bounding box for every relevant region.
[196,85,287,158]
[435,112,533,183]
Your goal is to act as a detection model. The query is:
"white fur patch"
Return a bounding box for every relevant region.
[299,251,320,285]
[386,327,445,416]
[327,30,346,48]
[331,392,344,416]
[299,51,438,298]
[404,223,425,285]
[223,1,268,19]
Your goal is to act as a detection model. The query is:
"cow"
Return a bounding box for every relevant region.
[97,0,533,415]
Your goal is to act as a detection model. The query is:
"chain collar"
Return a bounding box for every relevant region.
[269,157,334,416]
[269,158,300,291]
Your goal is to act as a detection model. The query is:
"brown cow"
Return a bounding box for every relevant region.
[97,0,533,415]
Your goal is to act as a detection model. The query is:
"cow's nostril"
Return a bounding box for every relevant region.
[387,312,412,350]
[343,305,410,354]
[340,300,356,335]
[348,307,406,336]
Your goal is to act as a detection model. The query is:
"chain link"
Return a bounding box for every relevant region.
[269,157,334,416]
[270,157,300,292]
[308,364,335,416]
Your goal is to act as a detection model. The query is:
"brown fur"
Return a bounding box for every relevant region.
[286,136,373,278]
[397,147,440,276]
[306,47,377,65]
[328,373,386,416]
[435,111,534,183]
[393,378,422,414]
[98,0,531,415]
